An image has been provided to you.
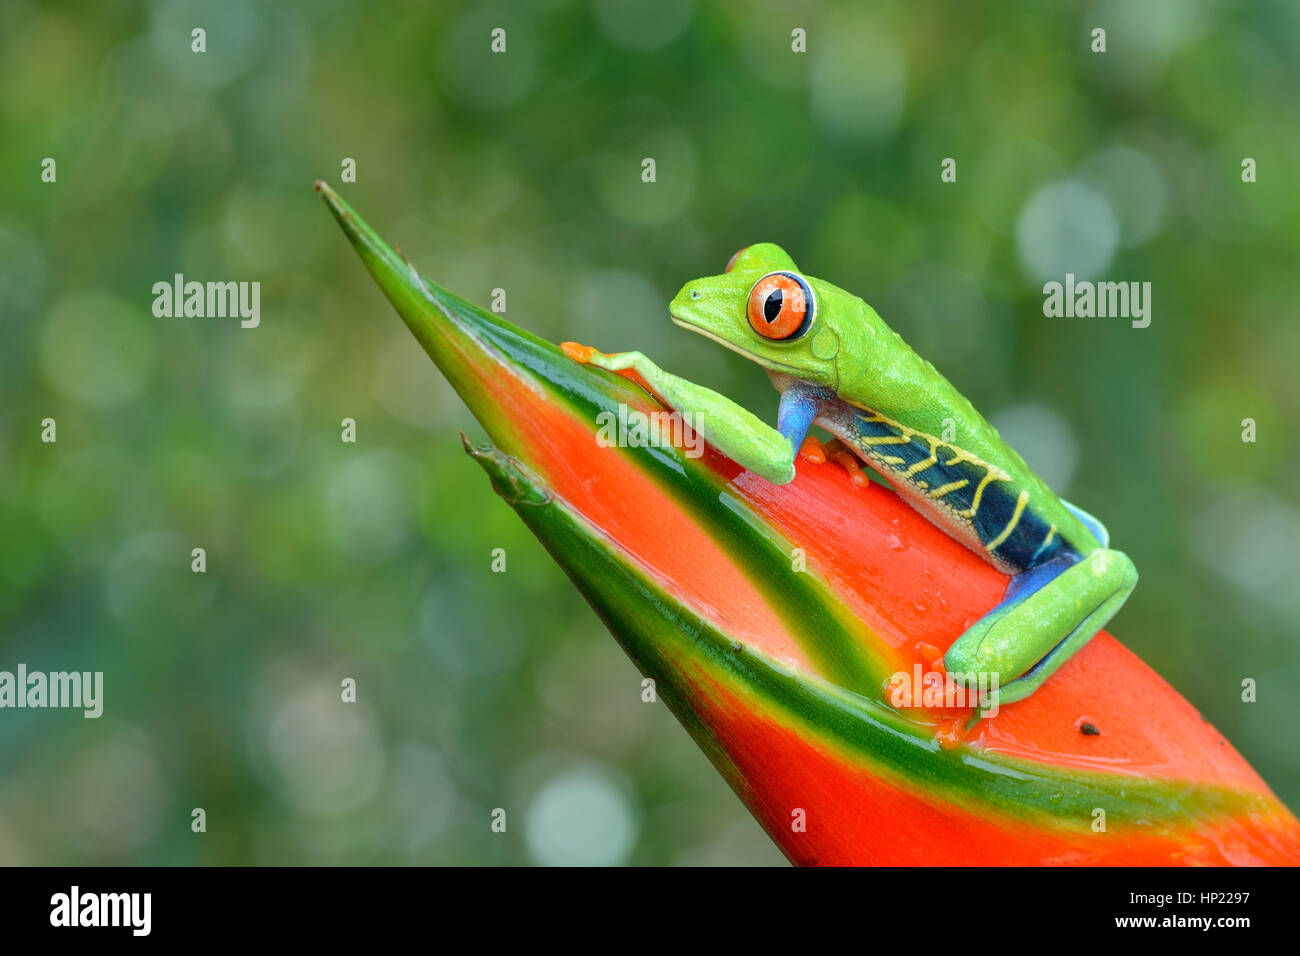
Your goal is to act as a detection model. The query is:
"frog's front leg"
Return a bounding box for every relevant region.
[944,548,1137,712]
[564,343,799,485]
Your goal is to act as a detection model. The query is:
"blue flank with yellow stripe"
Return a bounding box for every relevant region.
[835,405,1074,573]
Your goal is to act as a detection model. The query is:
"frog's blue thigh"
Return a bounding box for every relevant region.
[943,548,1138,706]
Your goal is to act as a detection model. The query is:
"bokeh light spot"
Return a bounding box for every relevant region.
[1015,179,1119,281]
[265,685,386,819]
[810,19,905,144]
[592,0,693,52]
[524,762,638,866]
[40,292,156,409]
[989,402,1079,493]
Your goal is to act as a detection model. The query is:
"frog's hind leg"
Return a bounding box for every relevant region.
[943,548,1137,710]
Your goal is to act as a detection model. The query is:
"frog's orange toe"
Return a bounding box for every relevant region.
[915,642,946,674]
[561,341,596,364]
[801,437,870,486]
[798,436,827,464]
[830,448,871,487]
[935,715,973,750]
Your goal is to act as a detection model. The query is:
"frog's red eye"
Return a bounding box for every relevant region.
[746,271,814,341]
[725,247,749,273]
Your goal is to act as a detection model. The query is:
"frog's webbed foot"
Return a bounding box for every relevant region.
[799,436,870,487]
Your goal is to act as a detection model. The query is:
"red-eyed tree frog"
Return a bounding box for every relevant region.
[564,243,1137,710]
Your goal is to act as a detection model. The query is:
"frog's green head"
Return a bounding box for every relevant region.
[669,243,849,389]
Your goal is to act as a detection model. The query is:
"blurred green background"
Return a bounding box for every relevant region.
[1,0,1298,865]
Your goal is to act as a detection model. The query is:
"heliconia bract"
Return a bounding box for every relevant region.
[316,182,1300,866]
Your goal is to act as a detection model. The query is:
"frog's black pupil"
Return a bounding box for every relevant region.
[763,289,783,323]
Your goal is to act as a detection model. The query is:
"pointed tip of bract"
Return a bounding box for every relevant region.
[312,178,444,333]
[313,179,339,214]
[313,179,361,239]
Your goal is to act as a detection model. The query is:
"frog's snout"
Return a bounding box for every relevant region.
[668,278,738,341]
[668,284,704,325]
[671,286,705,317]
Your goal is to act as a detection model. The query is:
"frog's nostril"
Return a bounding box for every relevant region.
[689,288,703,300]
